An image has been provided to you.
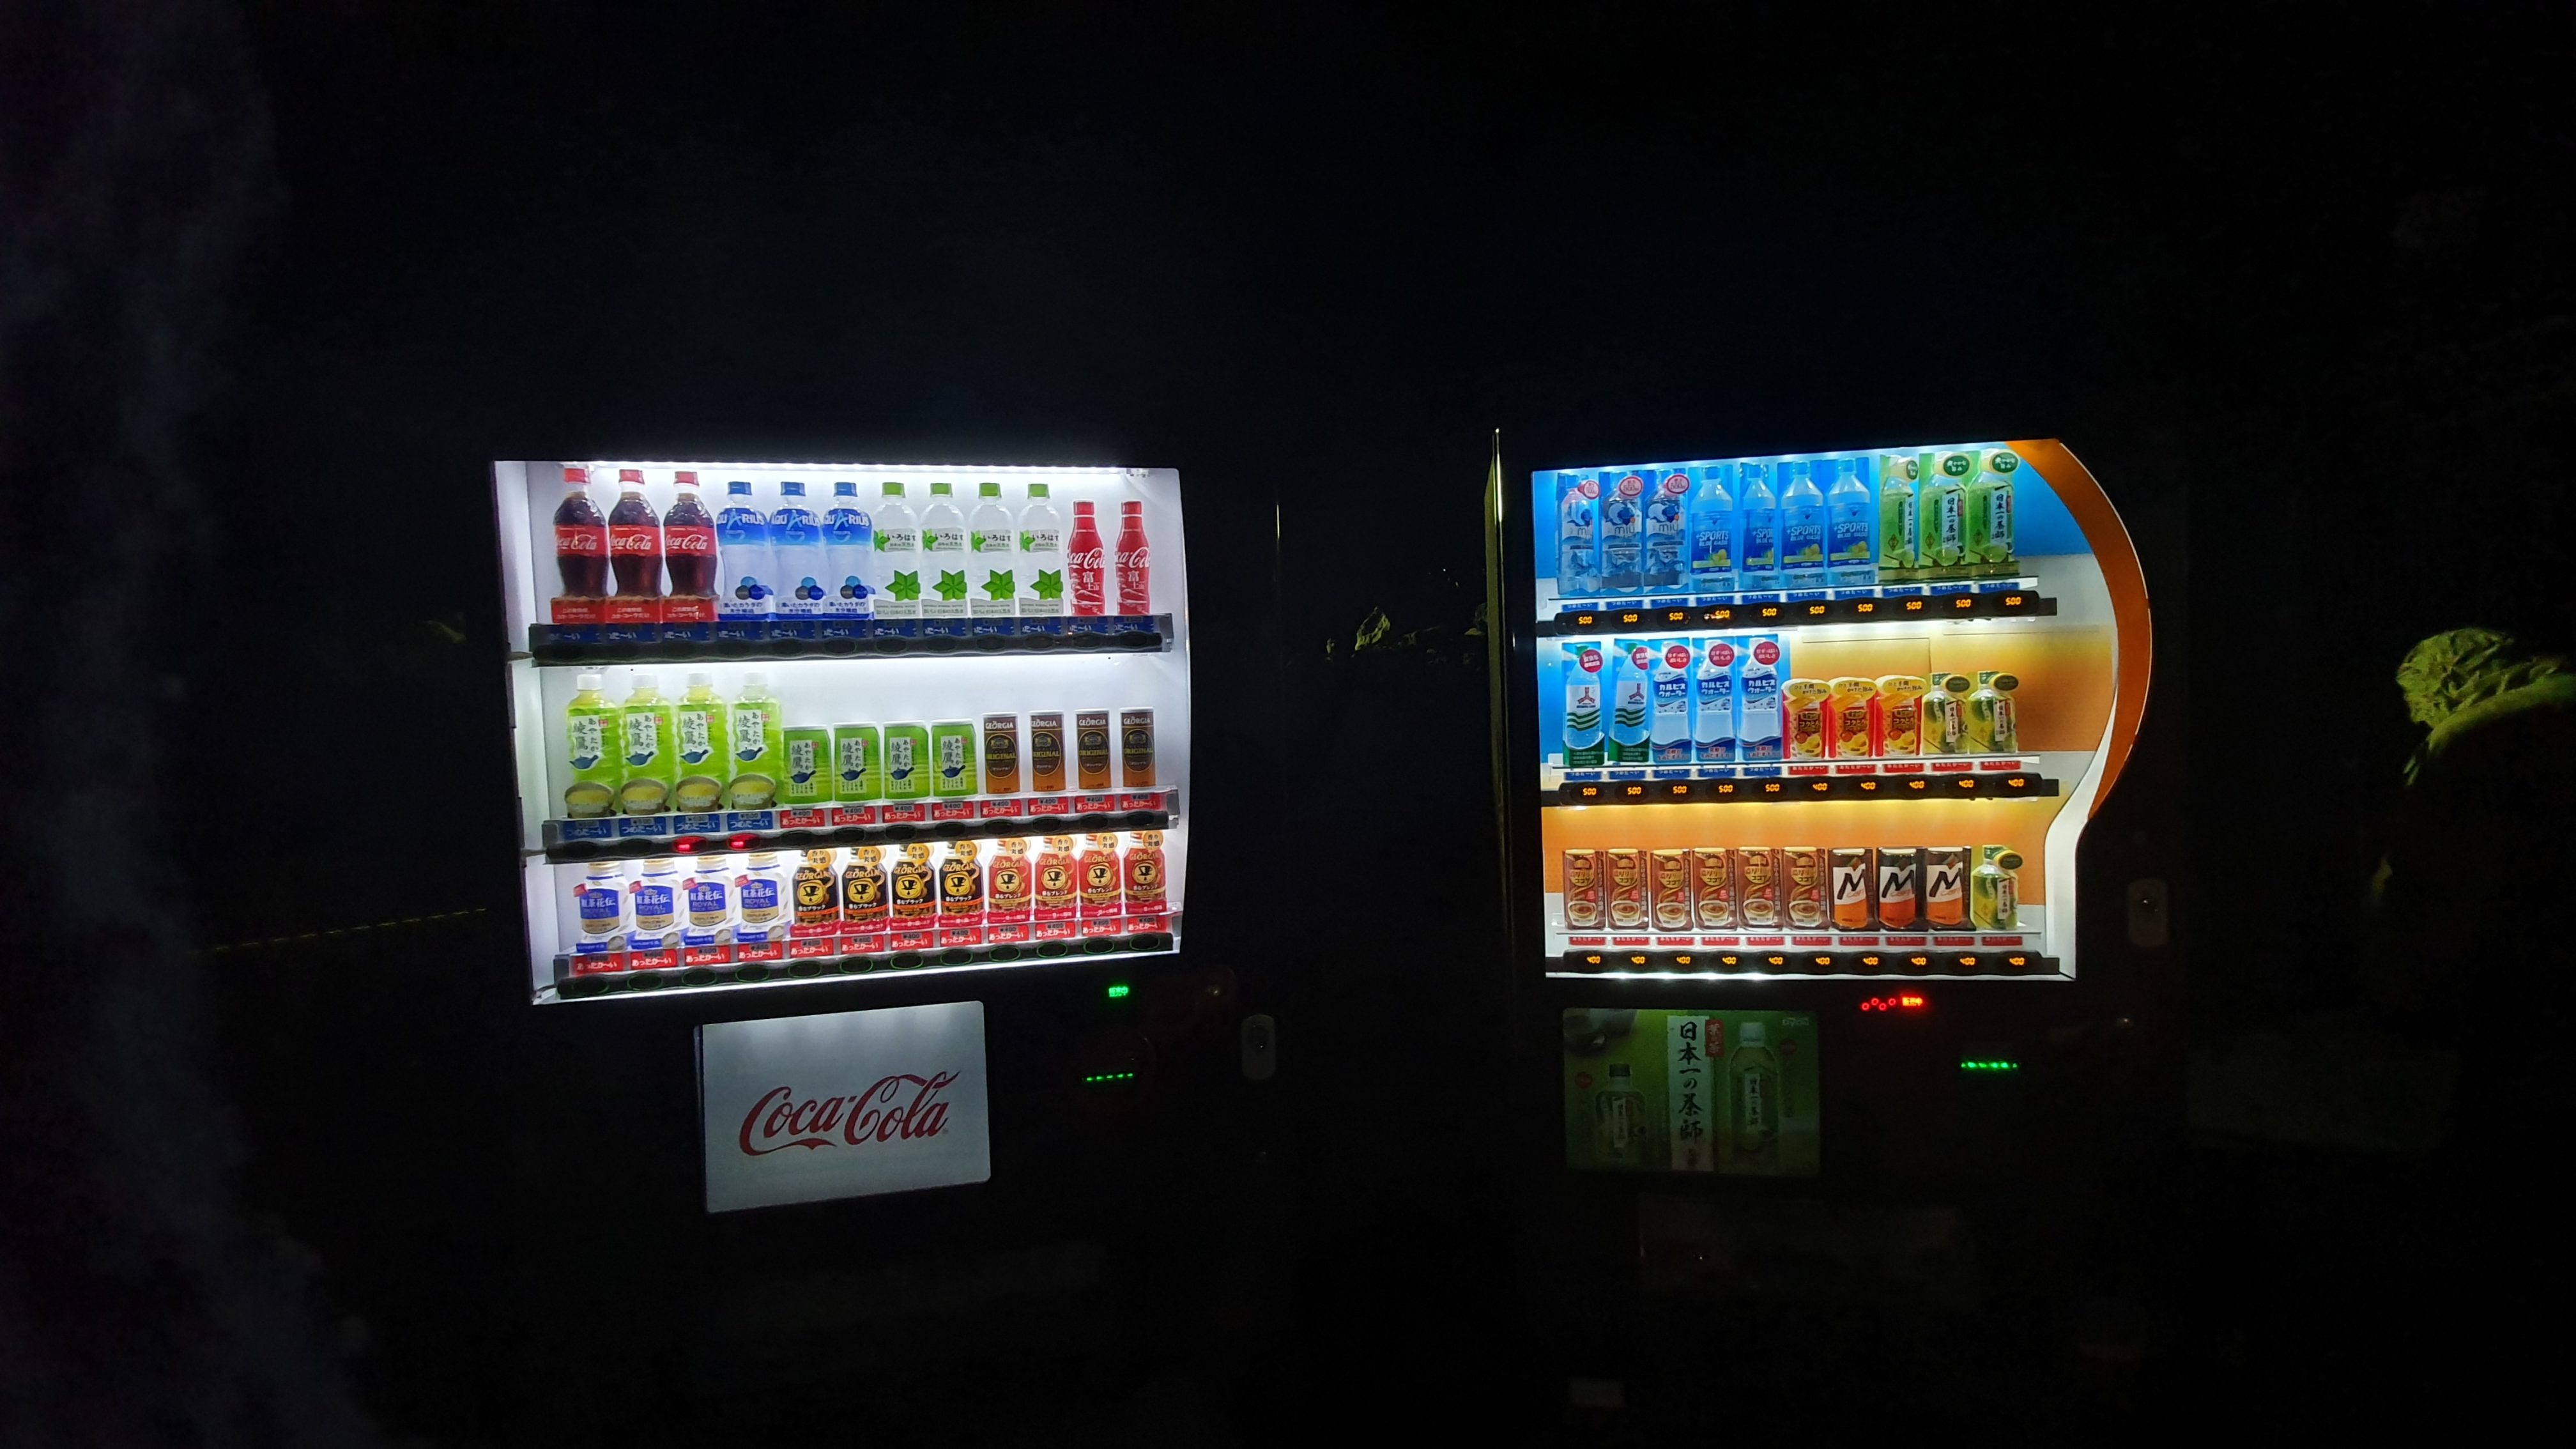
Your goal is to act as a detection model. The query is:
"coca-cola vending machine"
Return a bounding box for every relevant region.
[490,458,1227,1413]
[1485,434,2176,1406]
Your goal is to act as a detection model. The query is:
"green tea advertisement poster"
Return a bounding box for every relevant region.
[1562,1009,1820,1177]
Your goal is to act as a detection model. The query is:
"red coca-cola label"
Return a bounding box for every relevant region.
[1068,536,1106,615]
[736,1073,960,1156]
[608,523,661,557]
[549,597,602,625]
[555,524,606,557]
[1114,535,1151,614]
[664,524,715,558]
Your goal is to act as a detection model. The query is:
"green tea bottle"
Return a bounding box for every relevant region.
[617,673,678,816]
[1876,454,1919,581]
[1970,845,2023,930]
[1917,451,1972,578]
[1965,670,2020,753]
[726,671,786,810]
[562,672,622,818]
[1967,448,2019,577]
[1730,1020,1780,1167]
[1593,1062,1647,1166]
[670,672,729,815]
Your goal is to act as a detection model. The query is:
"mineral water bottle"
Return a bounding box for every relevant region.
[872,482,921,627]
[1641,469,1689,593]
[1824,457,1874,586]
[822,480,875,619]
[1779,461,1827,588]
[1687,464,1736,595]
[918,482,969,625]
[1598,470,1644,593]
[1557,475,1600,597]
[1737,463,1781,589]
[1017,483,1066,617]
[714,480,775,621]
[968,481,1018,624]
[769,480,825,622]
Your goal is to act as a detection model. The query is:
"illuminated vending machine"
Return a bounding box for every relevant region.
[494,459,1188,1214]
[1487,436,2154,1303]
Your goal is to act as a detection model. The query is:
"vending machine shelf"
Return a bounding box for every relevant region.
[1554,946,2060,978]
[524,615,1174,666]
[1544,772,2058,806]
[1540,590,2053,636]
[551,928,1179,1001]
[537,792,1179,863]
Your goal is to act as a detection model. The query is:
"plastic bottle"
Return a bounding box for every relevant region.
[671,671,728,815]
[1730,1021,1781,1165]
[1918,452,1972,578]
[1593,1062,1646,1165]
[1967,449,2019,577]
[1737,463,1781,590]
[1068,501,1107,615]
[1876,456,1920,583]
[663,471,719,601]
[1824,457,1874,586]
[871,482,921,627]
[562,672,621,818]
[1017,484,1066,617]
[606,468,663,601]
[918,481,969,625]
[822,481,875,620]
[1641,468,1689,593]
[968,481,1018,624]
[1687,464,1736,595]
[1598,470,1644,593]
[1114,501,1152,615]
[680,855,734,947]
[552,466,608,601]
[734,852,787,944]
[770,480,824,624]
[617,673,678,816]
[572,860,625,954]
[629,857,680,950]
[1556,474,1600,597]
[1970,845,2023,930]
[728,672,785,810]
[1779,461,1827,588]
[714,480,775,621]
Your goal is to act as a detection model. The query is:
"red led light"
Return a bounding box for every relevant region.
[728,832,755,848]
[1860,993,1931,1014]
[1899,993,1926,1008]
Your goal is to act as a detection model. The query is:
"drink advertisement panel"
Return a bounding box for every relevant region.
[1560,1008,1819,1177]
[700,1001,991,1211]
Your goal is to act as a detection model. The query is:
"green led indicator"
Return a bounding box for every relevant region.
[1959,1059,2021,1072]
[1105,983,1130,999]
[1082,1071,1137,1084]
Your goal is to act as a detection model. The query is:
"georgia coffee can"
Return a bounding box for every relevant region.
[1735,847,1781,927]
[1650,848,1692,931]
[1782,845,1828,929]
[1562,850,1606,929]
[1606,848,1648,929]
[1689,848,1735,929]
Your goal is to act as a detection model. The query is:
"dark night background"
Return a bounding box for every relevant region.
[4,1,2570,1444]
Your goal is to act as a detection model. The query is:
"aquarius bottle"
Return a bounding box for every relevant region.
[1779,461,1827,588]
[1737,463,1781,589]
[1687,464,1736,595]
[1824,457,1874,586]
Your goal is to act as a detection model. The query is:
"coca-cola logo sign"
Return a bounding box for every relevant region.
[700,1001,990,1212]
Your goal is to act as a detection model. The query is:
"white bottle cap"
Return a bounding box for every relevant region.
[576,672,604,691]
[630,673,659,694]
[686,671,714,687]
[585,860,623,878]
[742,671,768,690]
[641,856,678,875]
[1737,1021,1766,1046]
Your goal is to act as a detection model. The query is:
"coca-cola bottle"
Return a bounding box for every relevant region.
[662,471,718,597]
[553,466,609,598]
[1113,500,1151,616]
[607,467,663,599]
[1066,500,1106,617]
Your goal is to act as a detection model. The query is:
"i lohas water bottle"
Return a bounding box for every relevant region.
[1825,457,1875,587]
[871,482,921,634]
[1598,470,1645,594]
[1736,462,1782,591]
[1779,461,1827,590]
[1017,483,1066,624]
[1641,468,1690,594]
[1556,473,1600,599]
[918,482,969,629]
[1688,463,1738,595]
[714,479,776,630]
[770,480,825,633]
[822,480,875,624]
[968,481,1018,631]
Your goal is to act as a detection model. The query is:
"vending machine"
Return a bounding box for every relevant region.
[1487,435,2159,1397]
